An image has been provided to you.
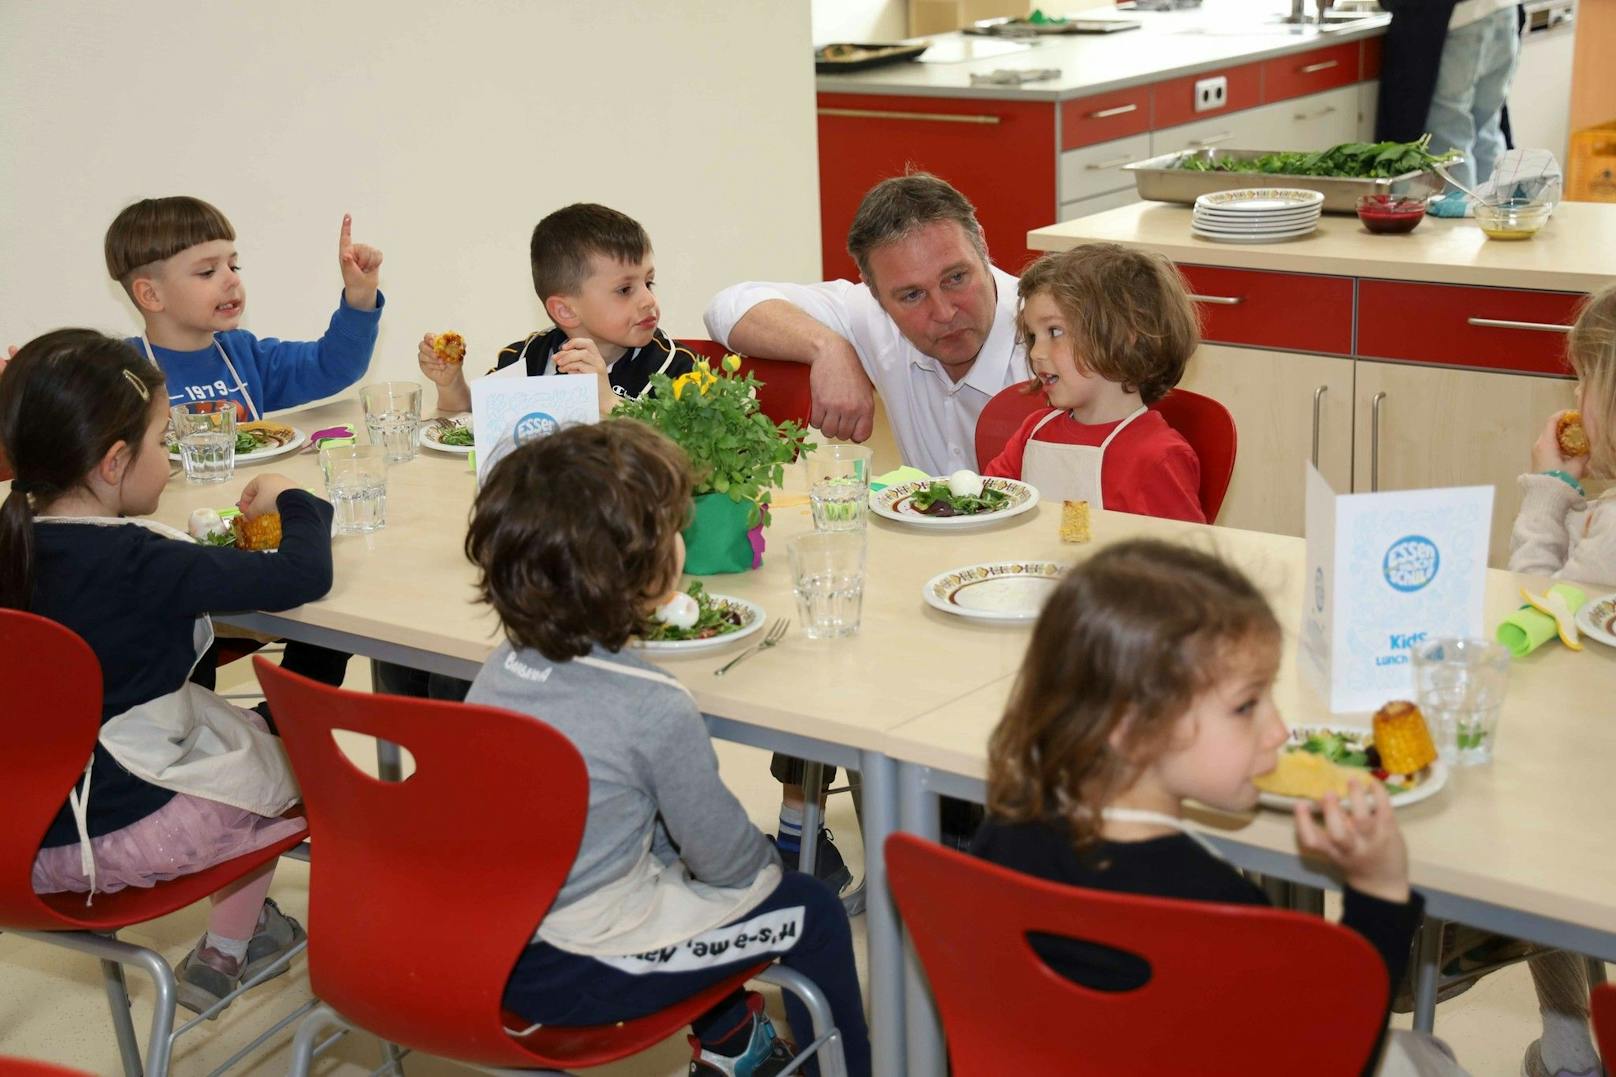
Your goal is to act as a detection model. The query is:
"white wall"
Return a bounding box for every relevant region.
[0,2,822,387]
[811,0,909,44]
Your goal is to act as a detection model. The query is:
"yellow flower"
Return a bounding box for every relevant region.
[722,353,742,373]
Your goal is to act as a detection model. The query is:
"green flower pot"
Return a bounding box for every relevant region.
[683,492,766,575]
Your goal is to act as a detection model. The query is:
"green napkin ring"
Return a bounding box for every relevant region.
[1497,582,1588,657]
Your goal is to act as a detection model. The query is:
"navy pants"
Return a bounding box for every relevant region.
[505,870,871,1077]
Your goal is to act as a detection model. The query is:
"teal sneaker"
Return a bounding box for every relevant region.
[688,993,796,1077]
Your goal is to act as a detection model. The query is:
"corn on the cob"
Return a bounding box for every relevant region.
[1372,700,1437,774]
[232,513,282,551]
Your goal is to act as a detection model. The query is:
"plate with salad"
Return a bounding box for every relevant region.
[869,472,1038,530]
[420,416,475,455]
[635,583,765,654]
[1256,726,1448,812]
[167,420,306,464]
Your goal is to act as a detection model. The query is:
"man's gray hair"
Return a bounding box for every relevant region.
[845,172,990,285]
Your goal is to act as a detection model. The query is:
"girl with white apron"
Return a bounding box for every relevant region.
[1019,405,1149,507]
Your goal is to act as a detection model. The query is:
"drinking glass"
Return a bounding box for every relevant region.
[807,444,873,532]
[320,444,389,533]
[170,403,236,483]
[788,531,866,639]
[1411,637,1510,766]
[360,381,423,464]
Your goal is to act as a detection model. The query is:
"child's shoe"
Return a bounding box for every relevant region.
[241,897,306,983]
[688,993,796,1077]
[1521,1039,1606,1077]
[175,939,244,1018]
[775,827,853,897]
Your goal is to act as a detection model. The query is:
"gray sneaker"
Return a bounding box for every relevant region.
[1521,1039,1605,1077]
[175,940,244,1019]
[241,898,306,983]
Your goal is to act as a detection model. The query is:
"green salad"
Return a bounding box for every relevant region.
[641,582,750,643]
[909,482,1010,518]
[434,421,474,447]
[1176,135,1460,180]
[1292,729,1409,794]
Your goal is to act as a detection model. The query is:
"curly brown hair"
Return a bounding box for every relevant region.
[465,420,692,661]
[986,539,1280,849]
[1015,244,1199,404]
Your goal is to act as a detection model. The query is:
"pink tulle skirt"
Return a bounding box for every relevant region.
[32,793,307,895]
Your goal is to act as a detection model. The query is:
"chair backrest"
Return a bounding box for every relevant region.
[885,833,1387,1077]
[681,338,812,429]
[971,384,1237,521]
[255,658,590,1067]
[0,611,104,931]
[1593,983,1616,1062]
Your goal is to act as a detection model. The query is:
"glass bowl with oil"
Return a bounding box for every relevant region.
[1475,198,1551,241]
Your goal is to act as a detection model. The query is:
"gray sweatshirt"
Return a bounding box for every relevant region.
[467,641,779,911]
[1509,473,1616,587]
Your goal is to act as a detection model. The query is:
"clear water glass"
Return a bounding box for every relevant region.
[1411,638,1511,766]
[171,403,236,483]
[360,381,423,464]
[807,444,873,532]
[788,531,866,639]
[320,445,388,534]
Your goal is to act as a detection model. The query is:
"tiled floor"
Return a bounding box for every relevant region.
[0,658,1603,1075]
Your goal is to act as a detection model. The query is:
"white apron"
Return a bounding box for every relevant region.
[141,335,263,421]
[534,655,780,958]
[41,516,300,893]
[1021,406,1148,509]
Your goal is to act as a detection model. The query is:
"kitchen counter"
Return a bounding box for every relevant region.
[815,0,1389,102]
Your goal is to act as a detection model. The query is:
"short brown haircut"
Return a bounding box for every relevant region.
[105,196,236,295]
[466,419,692,661]
[1016,244,1199,404]
[986,540,1280,849]
[529,203,652,304]
[846,171,989,286]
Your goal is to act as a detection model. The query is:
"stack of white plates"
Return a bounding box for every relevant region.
[1192,188,1324,243]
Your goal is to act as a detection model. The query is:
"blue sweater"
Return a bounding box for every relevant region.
[131,291,384,418]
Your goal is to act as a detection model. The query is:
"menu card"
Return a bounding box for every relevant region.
[469,373,599,483]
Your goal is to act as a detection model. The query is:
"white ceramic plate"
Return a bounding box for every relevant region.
[1193,210,1321,227]
[923,561,1063,622]
[635,595,765,653]
[1573,593,1616,648]
[419,418,475,455]
[1256,725,1449,812]
[870,477,1039,530]
[168,424,307,465]
[1195,205,1321,220]
[1192,218,1321,234]
[1193,225,1318,244]
[1195,187,1325,212]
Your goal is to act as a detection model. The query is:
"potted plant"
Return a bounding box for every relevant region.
[613,354,814,574]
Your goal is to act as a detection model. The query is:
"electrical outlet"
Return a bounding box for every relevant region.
[1194,76,1228,113]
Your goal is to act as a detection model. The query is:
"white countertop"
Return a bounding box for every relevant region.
[816,0,1388,102]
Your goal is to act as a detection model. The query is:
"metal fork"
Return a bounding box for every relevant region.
[713,618,790,677]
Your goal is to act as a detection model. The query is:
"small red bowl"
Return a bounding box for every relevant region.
[1356,195,1426,235]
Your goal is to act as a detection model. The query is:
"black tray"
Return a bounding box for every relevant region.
[815,42,929,73]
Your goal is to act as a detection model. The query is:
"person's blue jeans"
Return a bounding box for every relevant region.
[1425,8,1521,187]
[505,869,871,1077]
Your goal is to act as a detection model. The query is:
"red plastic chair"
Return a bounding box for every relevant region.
[0,1060,95,1077]
[683,338,813,429]
[0,610,309,1077]
[256,659,848,1077]
[1594,982,1616,1062]
[971,383,1238,522]
[885,833,1388,1076]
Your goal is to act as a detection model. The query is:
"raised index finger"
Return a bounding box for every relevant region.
[338,213,353,254]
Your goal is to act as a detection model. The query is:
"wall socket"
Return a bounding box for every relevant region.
[1194,76,1228,112]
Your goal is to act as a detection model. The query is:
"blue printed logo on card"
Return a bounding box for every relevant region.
[1382,535,1440,593]
[513,412,559,444]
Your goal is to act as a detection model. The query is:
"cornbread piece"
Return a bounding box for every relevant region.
[1060,500,1091,543]
[1557,410,1590,458]
[232,513,283,551]
[432,331,467,365]
[1372,700,1438,774]
[1253,750,1360,800]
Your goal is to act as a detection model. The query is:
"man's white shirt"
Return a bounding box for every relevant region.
[703,265,1027,475]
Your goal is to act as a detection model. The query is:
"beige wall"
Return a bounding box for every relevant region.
[812,0,909,43]
[0,2,822,388]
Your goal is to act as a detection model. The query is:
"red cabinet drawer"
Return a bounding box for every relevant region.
[1178,265,1354,354]
[1060,86,1151,149]
[1357,281,1584,375]
[1360,35,1383,81]
[1262,43,1359,103]
[817,93,1056,281]
[1151,62,1262,130]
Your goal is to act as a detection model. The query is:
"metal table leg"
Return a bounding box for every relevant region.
[800,762,826,877]
[858,749,905,1077]
[1413,918,1444,1034]
[898,763,946,1077]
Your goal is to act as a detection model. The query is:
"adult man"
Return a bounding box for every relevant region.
[704,172,1026,473]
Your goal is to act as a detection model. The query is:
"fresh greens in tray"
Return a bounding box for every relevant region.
[909,482,1011,518]
[641,582,750,643]
[1176,135,1461,179]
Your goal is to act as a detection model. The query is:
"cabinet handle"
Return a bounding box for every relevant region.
[1293,105,1338,121]
[1311,384,1328,468]
[1299,59,1340,74]
[1465,316,1573,333]
[1370,391,1387,493]
[1088,103,1139,119]
[1189,132,1234,147]
[1084,156,1136,170]
[816,107,1001,126]
[1187,293,1242,305]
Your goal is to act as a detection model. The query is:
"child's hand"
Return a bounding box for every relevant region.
[338,214,383,312]
[1293,780,1410,905]
[1531,410,1586,479]
[237,473,297,518]
[553,337,607,378]
[417,333,468,388]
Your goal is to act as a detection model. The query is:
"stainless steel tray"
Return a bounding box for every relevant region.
[1124,148,1452,213]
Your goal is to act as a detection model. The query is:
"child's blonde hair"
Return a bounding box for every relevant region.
[986,540,1280,848]
[1015,244,1200,404]
[1568,285,1616,476]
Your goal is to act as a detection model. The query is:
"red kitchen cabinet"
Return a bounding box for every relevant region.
[1177,264,1355,354]
[1060,85,1152,149]
[1357,280,1585,375]
[1151,62,1263,130]
[1262,42,1360,103]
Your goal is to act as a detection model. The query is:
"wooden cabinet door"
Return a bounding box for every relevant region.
[1352,362,1577,566]
[1179,344,1355,535]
